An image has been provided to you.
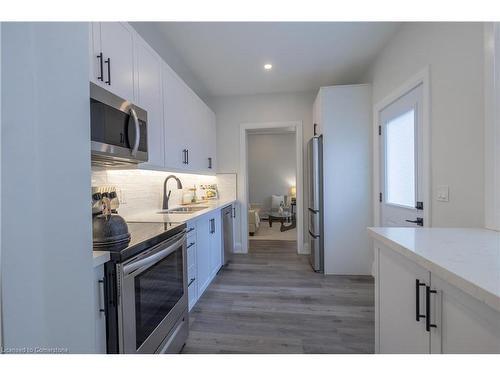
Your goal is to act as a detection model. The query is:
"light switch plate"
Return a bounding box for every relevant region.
[437,185,449,202]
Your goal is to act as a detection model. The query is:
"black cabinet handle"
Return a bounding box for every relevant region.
[232,207,236,218]
[208,157,212,169]
[425,286,437,331]
[186,227,195,234]
[97,52,104,81]
[187,242,195,249]
[188,277,196,287]
[105,57,111,85]
[313,123,318,136]
[415,279,426,321]
[406,217,424,226]
[186,149,189,164]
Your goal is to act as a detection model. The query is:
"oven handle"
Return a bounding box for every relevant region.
[122,233,186,276]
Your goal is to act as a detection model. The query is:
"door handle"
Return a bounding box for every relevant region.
[186,149,189,164]
[425,286,438,332]
[208,157,212,169]
[232,207,236,218]
[104,57,111,85]
[406,217,424,226]
[188,277,196,287]
[308,230,320,239]
[96,52,104,81]
[415,279,426,322]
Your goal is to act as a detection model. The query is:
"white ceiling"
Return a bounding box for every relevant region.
[149,22,401,97]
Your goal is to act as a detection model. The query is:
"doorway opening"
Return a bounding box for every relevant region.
[239,121,304,254]
[247,127,297,242]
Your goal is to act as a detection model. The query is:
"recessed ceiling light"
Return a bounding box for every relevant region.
[264,64,273,70]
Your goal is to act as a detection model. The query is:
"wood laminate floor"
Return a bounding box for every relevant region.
[182,240,374,354]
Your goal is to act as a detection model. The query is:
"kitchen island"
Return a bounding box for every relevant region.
[368,227,500,354]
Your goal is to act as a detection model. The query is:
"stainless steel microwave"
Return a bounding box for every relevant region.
[90,83,148,166]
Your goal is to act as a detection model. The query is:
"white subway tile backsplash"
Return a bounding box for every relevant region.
[91,168,236,221]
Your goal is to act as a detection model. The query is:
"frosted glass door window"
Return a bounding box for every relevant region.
[385,109,416,207]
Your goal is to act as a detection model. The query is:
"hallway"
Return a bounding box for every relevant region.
[182,240,375,353]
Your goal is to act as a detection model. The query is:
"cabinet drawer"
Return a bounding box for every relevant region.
[187,241,196,268]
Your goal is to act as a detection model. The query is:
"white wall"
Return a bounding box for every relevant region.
[1,23,95,353]
[248,132,296,214]
[484,23,500,231]
[364,22,485,227]
[209,91,315,250]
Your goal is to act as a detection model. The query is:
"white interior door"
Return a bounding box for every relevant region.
[380,84,424,227]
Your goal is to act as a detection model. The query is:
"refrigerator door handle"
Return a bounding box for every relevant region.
[308,230,320,239]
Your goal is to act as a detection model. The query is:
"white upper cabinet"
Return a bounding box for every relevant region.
[90,23,135,101]
[89,22,216,175]
[163,63,191,170]
[134,36,164,169]
[99,22,135,101]
[163,62,216,174]
[204,106,217,173]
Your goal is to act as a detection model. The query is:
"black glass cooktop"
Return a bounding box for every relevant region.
[98,221,186,263]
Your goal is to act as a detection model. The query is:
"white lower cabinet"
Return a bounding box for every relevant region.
[429,275,500,354]
[196,216,212,298]
[375,243,500,354]
[209,212,222,278]
[186,211,223,310]
[93,264,107,354]
[377,247,430,353]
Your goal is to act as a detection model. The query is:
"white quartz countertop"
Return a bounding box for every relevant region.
[93,250,110,268]
[368,227,500,312]
[124,198,237,224]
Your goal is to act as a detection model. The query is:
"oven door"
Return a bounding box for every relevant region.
[118,231,187,354]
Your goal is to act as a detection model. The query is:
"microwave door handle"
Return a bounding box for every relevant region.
[129,107,140,156]
[123,235,185,276]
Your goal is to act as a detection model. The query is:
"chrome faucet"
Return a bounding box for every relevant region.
[162,175,183,210]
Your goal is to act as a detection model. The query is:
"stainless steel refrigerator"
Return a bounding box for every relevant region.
[308,135,324,272]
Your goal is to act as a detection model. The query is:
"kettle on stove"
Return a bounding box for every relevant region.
[92,196,130,251]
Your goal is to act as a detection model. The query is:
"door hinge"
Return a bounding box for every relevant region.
[379,192,382,202]
[416,201,424,210]
[378,125,382,136]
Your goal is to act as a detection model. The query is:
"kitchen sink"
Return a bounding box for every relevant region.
[159,206,209,214]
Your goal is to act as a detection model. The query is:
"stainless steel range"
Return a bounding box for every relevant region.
[102,222,188,354]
